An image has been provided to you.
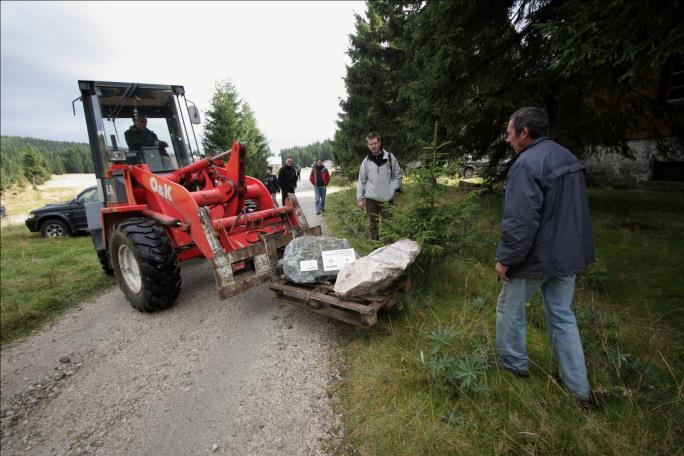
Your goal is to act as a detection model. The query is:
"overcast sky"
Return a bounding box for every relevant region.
[0,1,365,155]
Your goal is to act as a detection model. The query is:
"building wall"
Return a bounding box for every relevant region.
[583,138,684,188]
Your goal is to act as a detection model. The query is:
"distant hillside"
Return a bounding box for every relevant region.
[0,136,93,190]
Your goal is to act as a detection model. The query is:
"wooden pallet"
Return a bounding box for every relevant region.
[269,276,411,328]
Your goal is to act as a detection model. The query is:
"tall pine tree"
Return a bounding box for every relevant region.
[22,145,51,186]
[202,80,242,155]
[336,0,683,180]
[238,102,270,177]
[402,0,523,167]
[334,1,417,176]
[201,80,271,177]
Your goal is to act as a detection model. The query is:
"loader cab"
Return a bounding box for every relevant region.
[78,80,200,179]
[78,80,202,260]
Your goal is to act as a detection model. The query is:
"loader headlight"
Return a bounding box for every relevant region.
[108,149,127,162]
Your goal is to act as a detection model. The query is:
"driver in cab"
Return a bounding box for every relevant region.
[124,115,168,152]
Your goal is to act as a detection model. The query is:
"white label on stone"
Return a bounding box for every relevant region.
[299,260,319,272]
[321,248,356,271]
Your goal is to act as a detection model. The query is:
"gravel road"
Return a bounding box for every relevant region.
[0,176,349,456]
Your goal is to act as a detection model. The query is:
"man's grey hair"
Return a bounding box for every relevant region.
[366,132,381,142]
[509,107,549,139]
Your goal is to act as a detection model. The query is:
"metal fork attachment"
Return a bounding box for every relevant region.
[198,205,321,300]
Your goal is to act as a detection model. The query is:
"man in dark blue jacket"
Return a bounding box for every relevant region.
[494,107,595,409]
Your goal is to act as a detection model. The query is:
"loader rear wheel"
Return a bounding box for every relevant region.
[97,249,114,275]
[109,217,181,312]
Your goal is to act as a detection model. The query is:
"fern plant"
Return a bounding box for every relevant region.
[423,325,489,394]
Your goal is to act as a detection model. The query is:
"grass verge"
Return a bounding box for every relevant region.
[326,186,683,455]
[329,175,354,188]
[0,225,115,345]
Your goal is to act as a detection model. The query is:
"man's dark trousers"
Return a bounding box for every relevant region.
[365,198,391,241]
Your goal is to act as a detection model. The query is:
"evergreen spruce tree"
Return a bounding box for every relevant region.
[22,145,51,186]
[238,103,270,177]
[334,1,416,176]
[201,80,242,156]
[201,81,271,177]
[402,0,522,169]
[336,0,683,181]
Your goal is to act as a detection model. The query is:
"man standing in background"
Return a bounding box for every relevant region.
[494,107,595,410]
[262,166,280,207]
[309,159,330,215]
[278,156,298,206]
[356,132,403,241]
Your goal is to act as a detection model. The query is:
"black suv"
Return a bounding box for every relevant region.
[25,186,99,237]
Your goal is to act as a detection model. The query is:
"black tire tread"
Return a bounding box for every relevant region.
[109,217,181,312]
[97,250,115,275]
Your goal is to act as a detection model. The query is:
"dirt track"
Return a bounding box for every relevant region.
[0,176,349,456]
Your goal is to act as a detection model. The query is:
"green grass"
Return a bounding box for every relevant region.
[0,225,115,345]
[329,174,353,188]
[327,186,684,455]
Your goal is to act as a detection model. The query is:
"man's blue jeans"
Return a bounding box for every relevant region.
[496,275,590,399]
[314,186,326,213]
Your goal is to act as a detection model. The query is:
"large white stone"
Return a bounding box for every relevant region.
[334,239,421,298]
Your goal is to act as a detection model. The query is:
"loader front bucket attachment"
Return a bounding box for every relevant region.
[209,226,322,299]
[210,235,279,299]
[197,199,322,300]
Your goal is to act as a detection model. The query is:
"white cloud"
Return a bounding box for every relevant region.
[0,1,365,154]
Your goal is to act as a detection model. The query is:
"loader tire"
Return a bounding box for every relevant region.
[109,217,181,312]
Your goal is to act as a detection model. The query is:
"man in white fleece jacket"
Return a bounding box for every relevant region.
[356,132,403,241]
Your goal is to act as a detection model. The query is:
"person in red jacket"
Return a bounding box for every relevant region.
[309,159,330,215]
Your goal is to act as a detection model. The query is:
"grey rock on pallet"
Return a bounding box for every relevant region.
[282,236,355,284]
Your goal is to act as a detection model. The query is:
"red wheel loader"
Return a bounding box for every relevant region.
[76,80,317,311]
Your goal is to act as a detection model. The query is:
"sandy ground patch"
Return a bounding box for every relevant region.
[38,174,96,189]
[1,174,97,226]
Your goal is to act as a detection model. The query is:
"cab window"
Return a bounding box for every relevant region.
[97,85,185,172]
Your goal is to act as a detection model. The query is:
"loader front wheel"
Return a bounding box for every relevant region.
[109,217,181,312]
